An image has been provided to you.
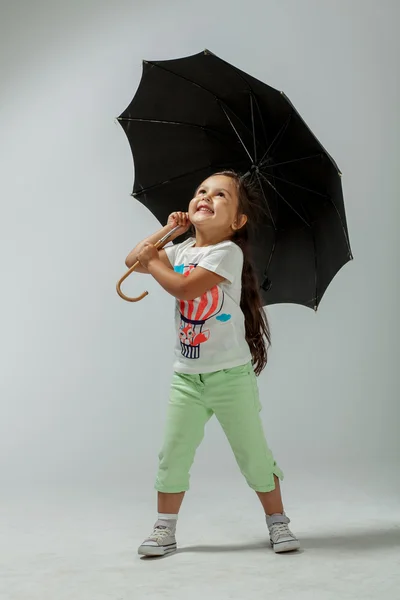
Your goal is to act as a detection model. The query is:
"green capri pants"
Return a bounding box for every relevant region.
[155,362,283,493]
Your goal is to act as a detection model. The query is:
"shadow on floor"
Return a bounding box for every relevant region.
[177,541,271,554]
[300,529,400,551]
[141,528,400,559]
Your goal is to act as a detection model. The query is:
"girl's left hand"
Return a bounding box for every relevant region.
[137,242,159,268]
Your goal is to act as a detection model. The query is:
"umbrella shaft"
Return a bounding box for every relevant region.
[156,225,181,248]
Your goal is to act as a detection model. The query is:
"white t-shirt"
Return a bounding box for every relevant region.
[164,237,252,374]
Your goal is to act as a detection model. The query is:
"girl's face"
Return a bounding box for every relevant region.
[189,175,245,235]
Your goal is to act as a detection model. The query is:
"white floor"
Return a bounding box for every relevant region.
[1,467,400,600]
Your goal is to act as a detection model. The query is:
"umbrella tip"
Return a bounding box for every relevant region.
[143,59,149,65]
[338,171,343,177]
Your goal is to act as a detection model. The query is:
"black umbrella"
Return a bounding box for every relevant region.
[117,49,352,309]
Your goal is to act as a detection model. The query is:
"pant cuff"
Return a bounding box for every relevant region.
[155,483,189,493]
[248,466,284,492]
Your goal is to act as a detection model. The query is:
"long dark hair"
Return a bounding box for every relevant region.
[189,169,268,376]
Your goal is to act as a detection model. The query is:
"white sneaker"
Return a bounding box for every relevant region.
[266,514,300,553]
[138,522,177,557]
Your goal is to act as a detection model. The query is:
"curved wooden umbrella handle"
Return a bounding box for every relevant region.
[116,226,181,302]
[116,261,148,302]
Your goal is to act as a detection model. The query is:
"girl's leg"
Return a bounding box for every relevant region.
[155,372,212,495]
[210,364,284,497]
[256,476,284,515]
[158,491,185,514]
[138,372,212,556]
[210,364,300,553]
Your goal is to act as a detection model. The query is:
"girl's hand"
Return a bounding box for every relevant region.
[167,211,191,236]
[137,242,159,268]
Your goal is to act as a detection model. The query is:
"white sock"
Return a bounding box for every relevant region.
[158,513,178,521]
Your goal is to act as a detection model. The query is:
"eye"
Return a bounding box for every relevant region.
[197,188,206,195]
[217,192,225,197]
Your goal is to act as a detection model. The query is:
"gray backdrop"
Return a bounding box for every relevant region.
[1,0,399,489]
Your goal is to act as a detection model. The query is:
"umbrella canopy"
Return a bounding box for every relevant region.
[117,49,352,309]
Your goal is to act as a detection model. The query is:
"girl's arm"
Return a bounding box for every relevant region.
[125,224,174,273]
[125,212,190,273]
[138,244,224,301]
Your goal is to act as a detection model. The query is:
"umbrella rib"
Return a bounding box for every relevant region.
[312,228,319,310]
[252,93,269,149]
[204,50,265,150]
[325,195,353,256]
[145,61,256,158]
[218,102,254,163]
[218,101,257,158]
[295,200,319,310]
[264,173,328,198]
[255,172,276,230]
[259,113,292,166]
[259,172,311,227]
[206,53,298,161]
[280,91,342,174]
[261,154,322,169]
[250,94,257,163]
[117,117,235,140]
[132,160,245,197]
[205,49,279,154]
[207,50,253,91]
[146,60,217,97]
[261,154,353,253]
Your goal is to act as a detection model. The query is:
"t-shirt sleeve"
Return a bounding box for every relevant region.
[163,237,194,268]
[197,243,243,284]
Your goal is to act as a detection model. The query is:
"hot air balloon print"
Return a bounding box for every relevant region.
[178,264,224,360]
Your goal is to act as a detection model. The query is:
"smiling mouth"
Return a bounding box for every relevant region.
[196,205,214,214]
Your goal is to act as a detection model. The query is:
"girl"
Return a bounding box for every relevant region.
[126,170,300,556]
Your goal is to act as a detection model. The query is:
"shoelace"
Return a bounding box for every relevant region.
[270,523,292,539]
[148,526,172,542]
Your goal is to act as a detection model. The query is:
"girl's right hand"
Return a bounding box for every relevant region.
[167,211,191,236]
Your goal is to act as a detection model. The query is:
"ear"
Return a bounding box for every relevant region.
[232,213,248,231]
